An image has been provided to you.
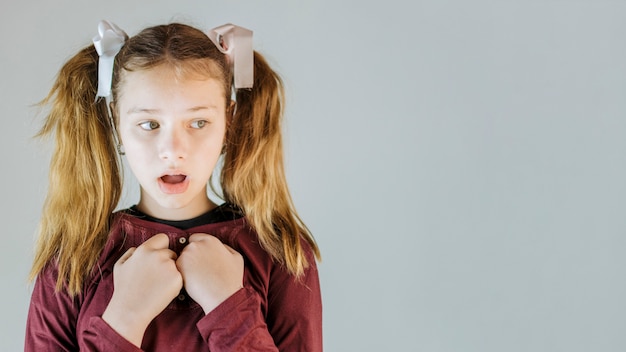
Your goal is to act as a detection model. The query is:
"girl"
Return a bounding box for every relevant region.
[25,20,322,351]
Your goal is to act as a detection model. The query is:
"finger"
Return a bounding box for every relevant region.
[164,249,178,261]
[142,233,170,250]
[115,247,137,267]
[188,233,212,243]
[222,243,239,255]
[117,247,136,265]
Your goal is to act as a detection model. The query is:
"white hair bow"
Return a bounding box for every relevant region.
[207,23,254,89]
[93,20,128,101]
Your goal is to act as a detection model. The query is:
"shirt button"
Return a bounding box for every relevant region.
[178,237,187,244]
[177,294,186,301]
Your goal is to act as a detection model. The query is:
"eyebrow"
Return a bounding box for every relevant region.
[126,106,218,114]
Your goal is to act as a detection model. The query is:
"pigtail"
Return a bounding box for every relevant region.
[222,52,320,276]
[30,45,122,296]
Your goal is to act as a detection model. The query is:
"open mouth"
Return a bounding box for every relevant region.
[158,174,189,194]
[161,175,187,184]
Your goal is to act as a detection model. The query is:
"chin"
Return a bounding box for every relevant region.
[157,198,192,210]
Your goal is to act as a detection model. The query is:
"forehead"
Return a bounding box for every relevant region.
[116,65,227,113]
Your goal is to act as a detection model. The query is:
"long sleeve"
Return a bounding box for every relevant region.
[197,288,279,351]
[25,265,81,351]
[81,317,143,352]
[196,239,323,352]
[25,263,142,352]
[265,246,323,352]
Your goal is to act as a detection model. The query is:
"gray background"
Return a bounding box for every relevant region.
[2,0,626,351]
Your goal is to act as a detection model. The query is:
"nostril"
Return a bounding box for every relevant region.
[158,133,187,160]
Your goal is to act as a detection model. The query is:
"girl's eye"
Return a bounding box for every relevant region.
[139,121,159,130]
[190,120,207,129]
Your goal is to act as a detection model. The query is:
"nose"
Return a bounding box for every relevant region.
[158,126,188,161]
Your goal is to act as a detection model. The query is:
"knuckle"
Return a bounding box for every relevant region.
[206,235,221,245]
[158,249,175,261]
[134,245,148,255]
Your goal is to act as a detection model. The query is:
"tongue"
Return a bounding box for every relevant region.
[162,175,186,184]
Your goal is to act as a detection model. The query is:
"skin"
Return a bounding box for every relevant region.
[102,64,244,348]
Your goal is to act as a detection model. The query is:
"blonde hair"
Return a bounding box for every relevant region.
[30,23,320,296]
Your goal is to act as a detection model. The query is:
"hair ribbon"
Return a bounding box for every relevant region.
[92,20,128,101]
[207,23,254,89]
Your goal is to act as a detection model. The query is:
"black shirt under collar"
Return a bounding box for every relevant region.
[125,203,244,230]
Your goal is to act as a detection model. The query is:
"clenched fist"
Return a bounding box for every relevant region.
[176,233,244,314]
[103,233,183,347]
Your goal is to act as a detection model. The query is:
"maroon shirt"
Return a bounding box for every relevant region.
[25,211,322,351]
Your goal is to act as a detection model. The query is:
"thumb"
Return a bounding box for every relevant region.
[142,233,171,250]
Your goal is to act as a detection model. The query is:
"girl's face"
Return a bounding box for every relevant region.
[116,64,227,220]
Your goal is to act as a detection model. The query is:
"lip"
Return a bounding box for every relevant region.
[160,169,186,177]
[157,172,189,194]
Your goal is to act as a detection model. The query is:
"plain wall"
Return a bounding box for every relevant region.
[3,0,626,351]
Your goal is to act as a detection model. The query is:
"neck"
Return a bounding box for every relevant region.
[136,190,216,221]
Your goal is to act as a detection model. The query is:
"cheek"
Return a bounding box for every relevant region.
[121,136,149,158]
[195,137,224,169]
[123,147,149,176]
[124,144,147,161]
[199,138,224,160]
[120,135,154,170]
[200,125,227,150]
